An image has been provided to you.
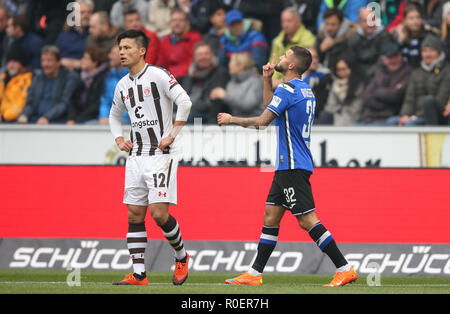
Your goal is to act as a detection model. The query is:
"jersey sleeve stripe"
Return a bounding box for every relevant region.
[267,106,280,117]
[169,82,179,90]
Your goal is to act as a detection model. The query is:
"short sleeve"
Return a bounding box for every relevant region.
[266,83,293,116]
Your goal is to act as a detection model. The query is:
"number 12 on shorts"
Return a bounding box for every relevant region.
[153,172,167,188]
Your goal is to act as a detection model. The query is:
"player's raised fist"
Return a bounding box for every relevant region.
[217,113,232,126]
[262,53,276,79]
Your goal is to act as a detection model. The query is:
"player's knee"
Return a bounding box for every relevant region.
[151,210,169,226]
[263,210,281,226]
[127,209,145,224]
[296,212,319,231]
[128,212,144,224]
[297,218,310,231]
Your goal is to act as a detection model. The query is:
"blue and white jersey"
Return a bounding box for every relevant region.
[266,78,315,172]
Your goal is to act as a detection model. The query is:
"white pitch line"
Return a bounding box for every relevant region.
[1,282,450,287]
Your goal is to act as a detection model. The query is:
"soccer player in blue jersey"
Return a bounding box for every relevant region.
[217,47,357,287]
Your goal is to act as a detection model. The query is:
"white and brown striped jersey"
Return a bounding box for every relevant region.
[109,63,190,156]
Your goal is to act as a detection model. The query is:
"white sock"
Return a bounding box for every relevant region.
[336,264,351,273]
[133,263,146,275]
[175,248,187,261]
[247,268,262,276]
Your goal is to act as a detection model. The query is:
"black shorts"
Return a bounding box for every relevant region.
[266,169,315,216]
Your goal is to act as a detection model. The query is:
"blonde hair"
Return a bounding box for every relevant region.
[230,53,255,71]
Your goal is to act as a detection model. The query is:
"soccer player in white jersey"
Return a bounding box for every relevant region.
[109,30,192,285]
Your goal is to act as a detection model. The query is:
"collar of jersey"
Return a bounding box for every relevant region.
[129,64,149,81]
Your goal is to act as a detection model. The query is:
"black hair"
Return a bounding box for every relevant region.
[208,2,228,17]
[116,29,149,58]
[290,46,312,76]
[323,8,344,22]
[124,8,140,17]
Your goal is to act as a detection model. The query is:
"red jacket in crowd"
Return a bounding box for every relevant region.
[141,27,161,65]
[157,30,202,79]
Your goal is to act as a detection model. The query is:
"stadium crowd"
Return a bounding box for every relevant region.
[0,0,449,126]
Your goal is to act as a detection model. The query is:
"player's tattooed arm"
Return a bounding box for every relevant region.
[217,109,276,129]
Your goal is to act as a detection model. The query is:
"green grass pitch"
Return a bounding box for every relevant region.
[0,269,449,294]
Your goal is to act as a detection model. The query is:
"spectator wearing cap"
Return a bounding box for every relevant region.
[218,9,269,73]
[18,45,80,124]
[0,45,32,123]
[386,34,450,126]
[156,8,202,81]
[359,41,413,125]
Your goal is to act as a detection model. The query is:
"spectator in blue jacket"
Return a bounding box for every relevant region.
[97,45,129,125]
[7,14,45,70]
[317,0,367,31]
[55,0,93,72]
[218,9,269,73]
[17,45,80,124]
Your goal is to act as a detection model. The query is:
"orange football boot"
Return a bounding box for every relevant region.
[112,272,148,285]
[173,253,190,285]
[225,271,263,285]
[324,266,358,287]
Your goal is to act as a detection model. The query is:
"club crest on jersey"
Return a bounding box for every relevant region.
[143,87,151,97]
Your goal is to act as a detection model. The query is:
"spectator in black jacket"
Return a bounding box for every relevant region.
[359,41,413,125]
[348,7,394,82]
[66,46,109,124]
[181,41,230,124]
